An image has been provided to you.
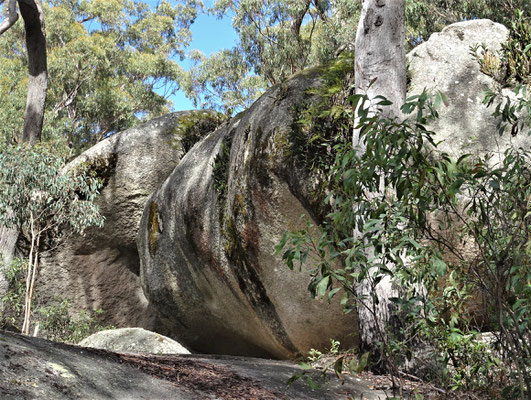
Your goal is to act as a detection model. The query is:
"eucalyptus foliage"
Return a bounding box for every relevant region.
[182,0,360,113]
[0,143,104,334]
[0,0,200,152]
[278,87,531,396]
[0,144,103,234]
[184,0,528,113]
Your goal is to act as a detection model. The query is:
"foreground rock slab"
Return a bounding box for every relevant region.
[0,330,386,399]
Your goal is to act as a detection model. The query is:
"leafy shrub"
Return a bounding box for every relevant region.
[277,87,531,397]
[474,9,531,86]
[1,261,111,343]
[0,143,104,334]
[37,299,113,344]
[0,257,27,327]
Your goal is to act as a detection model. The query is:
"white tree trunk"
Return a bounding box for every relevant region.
[355,0,406,120]
[354,0,406,349]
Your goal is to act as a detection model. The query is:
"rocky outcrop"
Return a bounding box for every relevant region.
[137,19,531,359]
[407,19,528,157]
[79,327,191,355]
[138,69,358,359]
[407,19,530,329]
[38,111,221,330]
[0,330,387,400]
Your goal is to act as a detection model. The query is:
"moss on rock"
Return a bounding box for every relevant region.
[169,111,227,153]
[77,152,118,189]
[147,201,162,255]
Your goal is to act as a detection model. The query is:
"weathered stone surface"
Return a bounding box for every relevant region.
[38,111,220,330]
[137,19,531,360]
[408,19,530,330]
[0,223,17,302]
[79,327,191,355]
[138,70,358,359]
[0,330,388,400]
[407,19,528,157]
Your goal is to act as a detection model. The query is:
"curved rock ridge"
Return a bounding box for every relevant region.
[138,70,358,359]
[79,327,191,355]
[38,111,221,330]
[137,19,531,359]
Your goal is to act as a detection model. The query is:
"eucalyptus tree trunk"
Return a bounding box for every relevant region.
[354,0,406,349]
[18,0,47,144]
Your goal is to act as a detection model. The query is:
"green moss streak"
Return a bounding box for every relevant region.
[147,201,161,255]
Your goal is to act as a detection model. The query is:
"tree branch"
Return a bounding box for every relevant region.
[0,0,19,35]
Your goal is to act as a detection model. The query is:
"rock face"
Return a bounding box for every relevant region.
[79,327,191,355]
[407,19,528,157]
[138,69,358,359]
[0,224,17,302]
[407,19,530,329]
[38,111,221,329]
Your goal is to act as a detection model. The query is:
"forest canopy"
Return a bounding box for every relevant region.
[0,0,528,153]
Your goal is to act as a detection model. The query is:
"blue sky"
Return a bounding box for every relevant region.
[163,1,238,111]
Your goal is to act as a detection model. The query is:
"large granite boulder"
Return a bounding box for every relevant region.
[78,327,191,355]
[138,69,358,359]
[38,111,221,329]
[407,19,528,157]
[137,19,531,359]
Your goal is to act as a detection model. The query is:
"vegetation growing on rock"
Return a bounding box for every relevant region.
[212,133,233,210]
[147,201,162,256]
[169,110,228,153]
[278,15,531,398]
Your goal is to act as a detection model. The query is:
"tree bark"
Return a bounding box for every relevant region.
[355,0,405,119]
[354,0,406,349]
[18,0,47,144]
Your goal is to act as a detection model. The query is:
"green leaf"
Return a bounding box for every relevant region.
[300,362,312,370]
[287,373,304,386]
[433,258,447,276]
[356,352,369,373]
[316,276,330,297]
[275,232,288,254]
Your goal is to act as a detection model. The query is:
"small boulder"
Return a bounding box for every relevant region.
[79,327,191,355]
